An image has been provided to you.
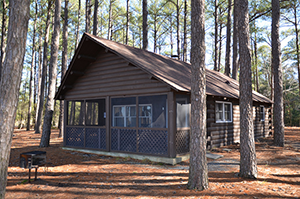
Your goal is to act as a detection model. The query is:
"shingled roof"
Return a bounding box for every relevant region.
[55,33,272,104]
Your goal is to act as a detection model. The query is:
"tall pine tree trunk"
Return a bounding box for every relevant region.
[183,0,187,62]
[35,2,52,134]
[254,32,259,92]
[27,0,38,131]
[40,0,61,147]
[0,0,30,197]
[224,0,231,76]
[272,0,284,146]
[293,5,300,97]
[176,0,180,60]
[188,0,208,191]
[153,15,157,52]
[85,0,91,33]
[142,0,148,50]
[125,0,129,44]
[35,31,43,131]
[59,0,68,138]
[218,22,222,71]
[170,16,173,56]
[232,0,239,80]
[93,0,98,35]
[108,0,113,40]
[75,0,81,48]
[0,0,7,81]
[238,0,257,179]
[214,0,218,71]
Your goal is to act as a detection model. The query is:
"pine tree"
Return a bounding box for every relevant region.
[35,1,53,134]
[224,0,232,76]
[59,0,69,138]
[238,0,257,179]
[142,0,148,50]
[188,0,209,190]
[40,0,61,147]
[232,0,239,80]
[272,0,284,146]
[0,0,30,196]
[27,0,38,131]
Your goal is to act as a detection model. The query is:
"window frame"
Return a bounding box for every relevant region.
[113,104,135,127]
[215,101,233,123]
[260,105,265,122]
[138,104,153,127]
[112,104,152,127]
[176,98,190,128]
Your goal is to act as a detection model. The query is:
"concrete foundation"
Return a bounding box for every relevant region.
[62,147,223,165]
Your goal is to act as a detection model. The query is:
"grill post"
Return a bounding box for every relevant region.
[28,167,31,183]
[20,151,46,183]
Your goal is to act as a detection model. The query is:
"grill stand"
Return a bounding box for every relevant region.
[27,157,40,183]
[28,167,38,183]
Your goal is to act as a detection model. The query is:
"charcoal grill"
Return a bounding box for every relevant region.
[20,151,46,183]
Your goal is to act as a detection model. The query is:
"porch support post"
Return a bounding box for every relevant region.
[106,96,110,151]
[83,100,86,148]
[168,91,176,158]
[63,100,68,146]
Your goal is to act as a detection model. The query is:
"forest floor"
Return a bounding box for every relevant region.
[5,127,300,199]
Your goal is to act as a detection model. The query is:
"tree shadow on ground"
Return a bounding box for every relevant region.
[6,170,297,198]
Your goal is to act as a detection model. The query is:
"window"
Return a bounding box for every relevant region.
[111,95,167,128]
[138,95,167,128]
[215,101,232,123]
[139,104,152,127]
[113,105,136,127]
[112,104,153,127]
[111,97,136,127]
[176,97,190,128]
[260,105,265,121]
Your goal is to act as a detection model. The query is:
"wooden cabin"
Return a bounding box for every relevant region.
[55,33,272,159]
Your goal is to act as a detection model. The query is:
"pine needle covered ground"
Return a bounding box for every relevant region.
[5,127,300,198]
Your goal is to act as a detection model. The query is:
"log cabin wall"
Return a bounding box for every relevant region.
[253,102,273,139]
[207,96,272,149]
[206,96,240,149]
[265,107,272,136]
[64,50,170,100]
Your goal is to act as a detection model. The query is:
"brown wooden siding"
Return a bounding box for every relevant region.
[253,103,272,139]
[207,96,272,149]
[207,96,240,149]
[64,52,170,100]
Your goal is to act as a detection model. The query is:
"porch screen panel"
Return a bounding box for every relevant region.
[66,127,84,147]
[138,95,167,128]
[137,95,168,155]
[111,128,136,152]
[67,101,84,126]
[85,128,106,150]
[176,129,190,154]
[111,97,137,152]
[138,129,168,155]
[111,97,136,127]
[85,99,106,126]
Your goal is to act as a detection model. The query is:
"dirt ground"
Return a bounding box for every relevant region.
[5,127,300,199]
